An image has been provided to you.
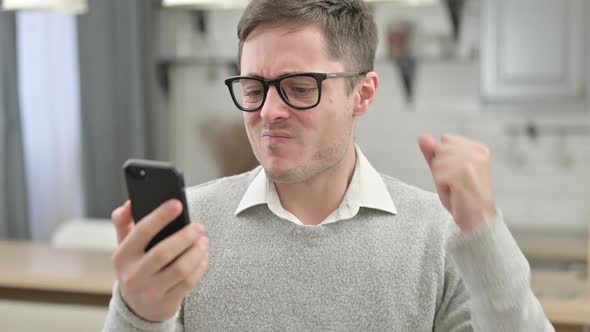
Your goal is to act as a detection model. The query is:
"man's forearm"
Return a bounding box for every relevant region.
[448,212,555,332]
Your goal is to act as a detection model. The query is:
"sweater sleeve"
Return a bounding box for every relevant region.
[437,211,555,332]
[102,282,184,332]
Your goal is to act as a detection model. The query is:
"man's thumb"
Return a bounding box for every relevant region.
[418,134,437,168]
[112,200,134,244]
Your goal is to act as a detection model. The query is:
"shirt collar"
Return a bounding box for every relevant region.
[234,165,268,214]
[234,145,397,218]
[353,146,397,215]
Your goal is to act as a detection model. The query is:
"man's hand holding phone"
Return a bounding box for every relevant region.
[110,199,209,322]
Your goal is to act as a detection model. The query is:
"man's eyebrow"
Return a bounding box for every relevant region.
[244,71,304,79]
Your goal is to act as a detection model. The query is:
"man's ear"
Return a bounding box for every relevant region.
[352,71,379,118]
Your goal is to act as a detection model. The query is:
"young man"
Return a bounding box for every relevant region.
[103,0,553,331]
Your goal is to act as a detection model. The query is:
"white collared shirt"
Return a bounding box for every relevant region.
[234,145,397,226]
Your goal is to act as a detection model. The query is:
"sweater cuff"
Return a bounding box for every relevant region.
[447,210,530,295]
[110,282,179,331]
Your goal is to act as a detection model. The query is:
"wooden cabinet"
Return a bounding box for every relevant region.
[481,0,587,104]
[554,324,586,332]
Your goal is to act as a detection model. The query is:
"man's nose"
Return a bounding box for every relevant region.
[260,86,291,123]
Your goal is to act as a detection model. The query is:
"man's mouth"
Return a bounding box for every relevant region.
[262,131,292,139]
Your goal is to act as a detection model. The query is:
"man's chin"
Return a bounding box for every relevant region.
[263,167,291,183]
[263,164,302,184]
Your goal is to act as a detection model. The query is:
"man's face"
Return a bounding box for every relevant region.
[240,23,357,183]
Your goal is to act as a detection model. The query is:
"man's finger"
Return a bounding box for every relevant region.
[440,133,465,144]
[156,234,209,292]
[135,223,202,277]
[120,199,183,255]
[112,201,134,244]
[164,239,209,299]
[418,134,437,168]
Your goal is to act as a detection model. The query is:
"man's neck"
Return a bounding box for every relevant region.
[274,144,357,226]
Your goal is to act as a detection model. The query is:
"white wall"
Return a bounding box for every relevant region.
[17,12,85,240]
[162,3,590,231]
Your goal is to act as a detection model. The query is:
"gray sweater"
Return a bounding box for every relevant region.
[103,170,553,331]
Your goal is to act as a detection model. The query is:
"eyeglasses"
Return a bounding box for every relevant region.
[224,72,367,112]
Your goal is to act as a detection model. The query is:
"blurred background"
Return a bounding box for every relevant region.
[0,0,589,331]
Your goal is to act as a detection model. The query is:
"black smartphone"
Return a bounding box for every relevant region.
[123,159,190,252]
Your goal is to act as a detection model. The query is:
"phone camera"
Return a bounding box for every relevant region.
[125,167,147,180]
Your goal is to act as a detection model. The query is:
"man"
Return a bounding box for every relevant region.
[103,0,553,331]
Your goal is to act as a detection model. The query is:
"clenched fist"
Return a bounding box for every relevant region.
[419,134,497,233]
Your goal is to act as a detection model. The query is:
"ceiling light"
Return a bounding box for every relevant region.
[162,0,248,10]
[2,0,87,14]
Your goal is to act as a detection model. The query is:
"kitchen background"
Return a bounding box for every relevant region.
[6,0,590,241]
[157,0,590,233]
[0,0,589,331]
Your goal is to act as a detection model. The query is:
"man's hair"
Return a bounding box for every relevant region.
[237,0,378,74]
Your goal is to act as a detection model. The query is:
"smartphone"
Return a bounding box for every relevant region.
[123,159,190,252]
